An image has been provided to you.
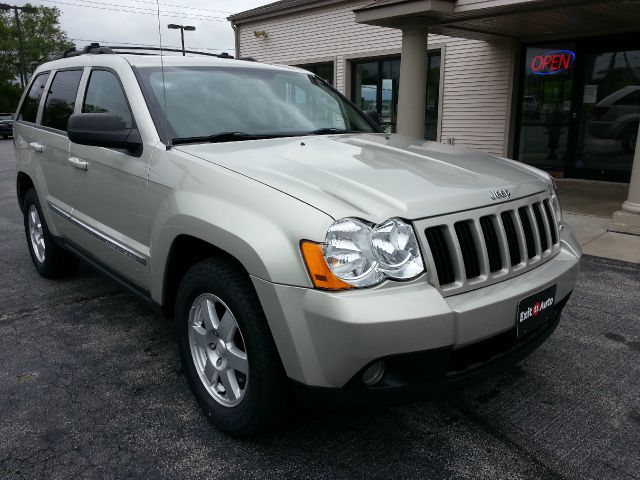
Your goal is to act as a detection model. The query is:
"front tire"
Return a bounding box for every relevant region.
[23,189,79,278]
[175,258,289,437]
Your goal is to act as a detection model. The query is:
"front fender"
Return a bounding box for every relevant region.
[147,148,335,304]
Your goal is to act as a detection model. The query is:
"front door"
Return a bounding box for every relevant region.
[516,44,576,175]
[67,68,153,289]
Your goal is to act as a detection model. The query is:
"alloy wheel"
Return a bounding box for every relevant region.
[188,293,249,407]
[28,205,45,263]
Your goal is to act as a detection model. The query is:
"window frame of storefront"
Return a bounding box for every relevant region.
[293,58,336,86]
[346,46,445,141]
[514,32,640,183]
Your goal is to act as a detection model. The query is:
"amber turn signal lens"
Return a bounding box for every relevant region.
[300,241,354,290]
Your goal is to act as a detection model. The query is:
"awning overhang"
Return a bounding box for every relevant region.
[354,0,640,42]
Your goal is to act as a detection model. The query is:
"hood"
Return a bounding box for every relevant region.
[176,133,551,223]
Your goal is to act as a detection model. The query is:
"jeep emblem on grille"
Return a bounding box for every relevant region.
[490,188,511,201]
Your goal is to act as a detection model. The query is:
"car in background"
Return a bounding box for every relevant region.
[0,113,14,138]
[588,85,640,153]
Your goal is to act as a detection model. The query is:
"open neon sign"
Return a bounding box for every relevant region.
[530,50,575,76]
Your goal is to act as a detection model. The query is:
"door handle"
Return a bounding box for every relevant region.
[68,156,88,171]
[29,142,44,152]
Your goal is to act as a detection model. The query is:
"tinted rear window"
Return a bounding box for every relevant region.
[42,69,83,132]
[18,73,49,123]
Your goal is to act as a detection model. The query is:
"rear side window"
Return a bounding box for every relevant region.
[42,69,83,132]
[18,73,49,123]
[82,70,133,128]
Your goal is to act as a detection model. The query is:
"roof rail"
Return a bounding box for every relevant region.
[108,45,234,58]
[56,43,234,59]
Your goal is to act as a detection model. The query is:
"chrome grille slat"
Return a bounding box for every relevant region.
[526,205,543,258]
[543,199,559,245]
[470,218,490,277]
[416,193,561,297]
[493,213,511,273]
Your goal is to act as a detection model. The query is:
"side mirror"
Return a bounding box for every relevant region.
[68,113,142,153]
[364,109,380,127]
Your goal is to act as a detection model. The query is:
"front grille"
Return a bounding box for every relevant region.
[425,226,456,285]
[454,221,480,279]
[419,193,561,295]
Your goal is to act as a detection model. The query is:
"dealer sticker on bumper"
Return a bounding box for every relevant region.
[517,285,557,339]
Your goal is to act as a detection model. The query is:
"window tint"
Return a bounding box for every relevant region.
[18,73,49,123]
[42,69,83,131]
[82,70,133,128]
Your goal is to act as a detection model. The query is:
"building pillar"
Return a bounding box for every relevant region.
[396,28,428,139]
[612,122,640,235]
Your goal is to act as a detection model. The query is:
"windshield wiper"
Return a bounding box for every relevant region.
[172,132,276,145]
[308,128,353,135]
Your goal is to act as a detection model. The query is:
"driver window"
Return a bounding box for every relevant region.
[83,70,133,129]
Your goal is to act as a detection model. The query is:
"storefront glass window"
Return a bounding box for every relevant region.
[352,53,441,140]
[575,49,640,175]
[295,62,334,85]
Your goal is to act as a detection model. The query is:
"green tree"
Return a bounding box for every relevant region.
[0,4,73,112]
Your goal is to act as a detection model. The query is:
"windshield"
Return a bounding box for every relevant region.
[136,66,376,142]
[0,115,12,121]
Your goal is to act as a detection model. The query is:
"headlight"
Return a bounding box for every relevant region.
[321,217,425,288]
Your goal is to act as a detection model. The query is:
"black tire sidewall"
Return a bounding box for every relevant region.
[23,189,55,276]
[22,189,78,278]
[175,260,287,436]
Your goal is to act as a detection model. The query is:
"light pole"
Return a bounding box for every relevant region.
[167,24,195,56]
[0,3,38,89]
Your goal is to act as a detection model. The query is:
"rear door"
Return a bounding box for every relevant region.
[67,67,153,289]
[35,68,84,236]
[14,72,49,201]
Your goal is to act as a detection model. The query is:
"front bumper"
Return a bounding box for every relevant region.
[252,226,581,391]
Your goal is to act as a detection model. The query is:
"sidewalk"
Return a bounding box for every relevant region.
[557,179,640,263]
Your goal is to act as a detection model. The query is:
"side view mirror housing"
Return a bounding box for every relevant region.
[68,113,142,154]
[363,109,380,127]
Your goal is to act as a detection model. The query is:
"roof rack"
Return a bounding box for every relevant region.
[58,43,234,59]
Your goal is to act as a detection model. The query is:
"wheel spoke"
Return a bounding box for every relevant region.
[200,298,218,331]
[220,369,241,401]
[226,345,248,375]
[191,324,210,350]
[217,310,235,341]
[203,359,218,385]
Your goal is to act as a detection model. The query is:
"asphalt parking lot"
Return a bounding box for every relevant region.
[0,138,639,480]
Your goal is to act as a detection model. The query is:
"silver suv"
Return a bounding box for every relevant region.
[14,47,581,436]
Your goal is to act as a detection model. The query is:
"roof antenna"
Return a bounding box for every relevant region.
[155,0,171,150]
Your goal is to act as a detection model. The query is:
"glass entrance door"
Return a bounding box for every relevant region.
[517,37,640,182]
[516,45,576,173]
[572,49,640,181]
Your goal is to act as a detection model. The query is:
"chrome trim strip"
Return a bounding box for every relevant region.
[49,202,71,219]
[47,201,147,266]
